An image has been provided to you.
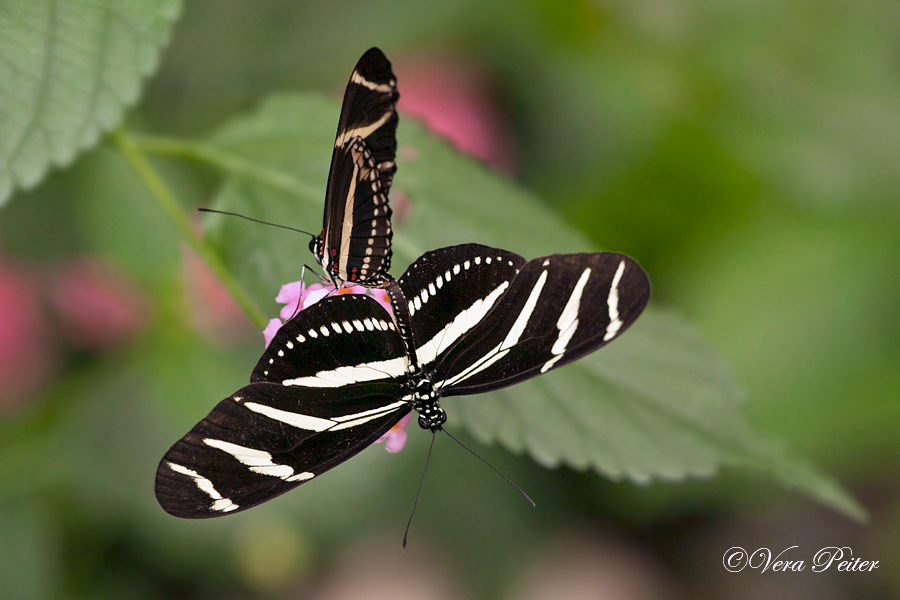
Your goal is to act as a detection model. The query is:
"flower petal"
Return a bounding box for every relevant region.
[384,429,408,453]
[262,318,283,348]
[275,281,304,304]
[377,413,413,453]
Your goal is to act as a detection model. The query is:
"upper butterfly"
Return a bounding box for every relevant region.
[309,47,399,288]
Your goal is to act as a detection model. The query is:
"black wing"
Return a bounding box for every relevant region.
[156,293,412,518]
[314,47,399,287]
[396,244,526,366]
[155,382,409,518]
[252,292,406,385]
[431,251,651,396]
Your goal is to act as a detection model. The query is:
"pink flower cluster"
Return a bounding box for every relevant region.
[397,53,515,173]
[0,254,148,413]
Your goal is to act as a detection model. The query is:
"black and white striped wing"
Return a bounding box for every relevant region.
[396,244,527,361]
[314,47,399,287]
[156,294,411,518]
[155,382,409,518]
[251,291,405,385]
[432,252,651,396]
[156,245,650,518]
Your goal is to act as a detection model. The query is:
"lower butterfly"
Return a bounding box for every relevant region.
[155,244,650,518]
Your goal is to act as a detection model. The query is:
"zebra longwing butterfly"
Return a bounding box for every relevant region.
[310,47,399,288]
[155,244,650,518]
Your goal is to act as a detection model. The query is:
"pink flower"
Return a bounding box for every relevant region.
[397,54,516,173]
[50,258,149,351]
[276,281,329,322]
[0,259,55,412]
[376,413,413,453]
[262,319,283,348]
[264,282,394,346]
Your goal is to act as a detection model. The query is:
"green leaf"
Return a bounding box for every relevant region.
[183,93,861,519]
[0,0,182,205]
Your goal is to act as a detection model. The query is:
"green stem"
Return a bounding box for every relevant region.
[128,133,320,200]
[111,128,268,330]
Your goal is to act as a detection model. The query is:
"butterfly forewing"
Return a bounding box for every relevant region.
[156,380,409,518]
[432,252,651,395]
[156,293,414,518]
[317,47,399,287]
[332,48,400,181]
[252,293,406,385]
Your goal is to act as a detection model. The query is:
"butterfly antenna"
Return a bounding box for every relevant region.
[283,264,309,322]
[197,208,316,239]
[403,430,437,549]
[440,427,535,507]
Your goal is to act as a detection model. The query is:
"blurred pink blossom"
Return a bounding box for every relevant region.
[183,249,256,344]
[50,258,149,351]
[0,259,55,411]
[397,54,516,173]
[390,190,414,227]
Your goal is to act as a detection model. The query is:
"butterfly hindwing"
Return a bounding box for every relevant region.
[316,47,399,287]
[397,244,527,361]
[322,138,393,286]
[432,251,651,396]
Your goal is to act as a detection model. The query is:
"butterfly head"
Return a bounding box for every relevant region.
[309,235,323,260]
[411,376,446,431]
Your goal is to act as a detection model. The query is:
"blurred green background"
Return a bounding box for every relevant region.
[1,1,898,598]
